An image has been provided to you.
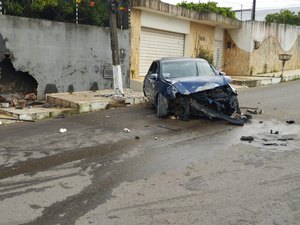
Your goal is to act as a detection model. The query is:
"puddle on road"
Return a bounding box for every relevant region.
[239,119,300,152]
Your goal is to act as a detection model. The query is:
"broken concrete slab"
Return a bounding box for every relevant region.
[47,89,147,113]
[0,89,147,124]
[0,107,76,121]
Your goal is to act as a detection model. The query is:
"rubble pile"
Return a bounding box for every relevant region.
[0,92,37,109]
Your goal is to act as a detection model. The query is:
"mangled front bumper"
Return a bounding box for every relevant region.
[166,83,245,125]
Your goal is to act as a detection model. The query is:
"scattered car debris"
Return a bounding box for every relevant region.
[263,143,278,146]
[105,115,111,118]
[277,138,288,141]
[246,109,258,114]
[278,138,294,141]
[259,121,264,123]
[59,128,67,133]
[0,121,2,125]
[286,120,295,124]
[240,136,254,141]
[158,125,180,132]
[241,107,263,115]
[135,136,140,140]
[270,130,279,135]
[154,137,158,140]
[123,128,130,133]
[143,57,249,125]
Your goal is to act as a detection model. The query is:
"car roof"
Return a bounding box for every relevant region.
[157,57,207,63]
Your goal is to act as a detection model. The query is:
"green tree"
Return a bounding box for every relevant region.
[2,0,109,26]
[177,1,236,19]
[265,9,300,26]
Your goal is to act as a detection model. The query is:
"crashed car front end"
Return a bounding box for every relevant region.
[163,76,245,125]
[143,58,248,125]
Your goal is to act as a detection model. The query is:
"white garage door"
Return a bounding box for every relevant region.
[139,27,185,76]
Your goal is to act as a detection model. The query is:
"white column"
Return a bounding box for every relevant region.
[0,1,2,15]
[113,65,124,96]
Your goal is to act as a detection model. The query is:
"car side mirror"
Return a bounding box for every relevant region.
[219,71,226,76]
[149,73,158,80]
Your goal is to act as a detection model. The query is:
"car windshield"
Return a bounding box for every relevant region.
[161,60,216,79]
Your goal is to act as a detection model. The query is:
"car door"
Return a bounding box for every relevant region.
[144,61,159,103]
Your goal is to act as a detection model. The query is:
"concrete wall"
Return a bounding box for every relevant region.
[229,21,299,53]
[141,11,190,34]
[0,15,130,99]
[223,31,250,75]
[189,22,215,59]
[225,21,300,76]
[130,9,217,79]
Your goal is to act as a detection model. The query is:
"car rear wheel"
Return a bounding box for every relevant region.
[156,93,169,118]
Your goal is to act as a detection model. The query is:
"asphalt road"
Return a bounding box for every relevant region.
[0,80,300,225]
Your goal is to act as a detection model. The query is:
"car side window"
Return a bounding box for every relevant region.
[148,62,158,75]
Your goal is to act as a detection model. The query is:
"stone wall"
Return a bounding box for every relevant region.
[0,15,130,99]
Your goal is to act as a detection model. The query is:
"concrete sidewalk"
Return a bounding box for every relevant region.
[231,69,300,87]
[0,89,147,124]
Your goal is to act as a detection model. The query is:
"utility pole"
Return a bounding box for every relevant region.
[251,0,256,21]
[0,1,2,15]
[108,0,124,96]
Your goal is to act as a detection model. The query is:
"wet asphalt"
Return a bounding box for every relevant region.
[0,80,300,225]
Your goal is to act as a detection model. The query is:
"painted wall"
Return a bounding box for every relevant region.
[130,9,191,79]
[130,9,141,79]
[225,21,300,76]
[141,10,190,34]
[228,21,299,53]
[223,31,250,75]
[189,22,215,61]
[250,36,300,75]
[130,9,217,79]
[0,15,130,98]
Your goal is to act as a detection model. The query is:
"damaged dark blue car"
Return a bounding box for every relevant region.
[143,57,245,125]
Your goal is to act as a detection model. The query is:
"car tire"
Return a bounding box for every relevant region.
[156,93,169,118]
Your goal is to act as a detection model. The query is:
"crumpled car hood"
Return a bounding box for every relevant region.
[165,75,232,95]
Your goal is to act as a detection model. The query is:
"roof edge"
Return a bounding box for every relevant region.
[131,0,242,29]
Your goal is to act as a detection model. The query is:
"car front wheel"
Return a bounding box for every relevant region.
[156,93,169,118]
